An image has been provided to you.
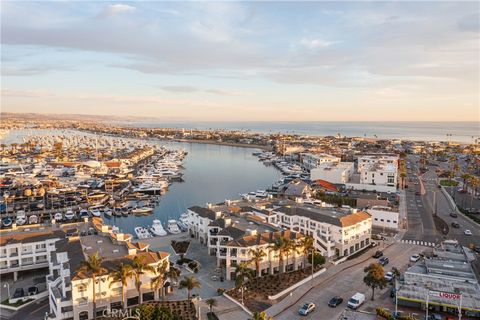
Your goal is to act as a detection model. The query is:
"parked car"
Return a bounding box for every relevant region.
[28,286,38,296]
[379,257,389,266]
[449,212,458,218]
[347,293,365,309]
[328,296,343,307]
[410,254,420,262]
[372,250,383,258]
[298,302,316,316]
[12,288,25,299]
[451,222,460,228]
[464,230,472,236]
[384,271,395,282]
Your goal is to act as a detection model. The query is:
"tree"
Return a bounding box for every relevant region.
[205,298,217,314]
[248,248,266,277]
[77,252,107,320]
[179,275,201,301]
[391,267,401,278]
[109,263,134,308]
[363,263,387,301]
[462,173,471,191]
[272,237,288,273]
[131,256,155,304]
[234,261,254,305]
[283,238,296,272]
[253,311,273,320]
[298,236,314,269]
[468,176,479,209]
[150,260,169,301]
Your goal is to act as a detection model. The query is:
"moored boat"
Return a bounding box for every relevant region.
[149,219,167,236]
[134,226,153,239]
[167,219,181,234]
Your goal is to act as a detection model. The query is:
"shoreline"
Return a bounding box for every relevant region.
[164,138,272,151]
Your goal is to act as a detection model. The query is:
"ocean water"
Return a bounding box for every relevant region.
[130,121,479,143]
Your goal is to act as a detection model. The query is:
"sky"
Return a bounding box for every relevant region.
[1,1,479,122]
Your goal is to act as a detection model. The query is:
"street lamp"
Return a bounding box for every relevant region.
[3,282,10,298]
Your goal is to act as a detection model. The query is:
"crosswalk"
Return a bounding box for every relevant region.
[400,239,436,247]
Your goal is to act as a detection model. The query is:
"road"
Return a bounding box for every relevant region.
[269,243,424,320]
[403,155,480,247]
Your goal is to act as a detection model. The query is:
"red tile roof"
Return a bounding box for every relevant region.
[312,179,338,192]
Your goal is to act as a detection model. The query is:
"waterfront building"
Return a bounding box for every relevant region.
[396,240,480,317]
[310,161,354,184]
[301,153,341,171]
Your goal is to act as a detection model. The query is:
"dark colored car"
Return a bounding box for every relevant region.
[449,212,458,218]
[372,250,383,258]
[28,286,38,296]
[12,288,24,299]
[451,222,460,228]
[328,296,343,307]
[379,257,389,266]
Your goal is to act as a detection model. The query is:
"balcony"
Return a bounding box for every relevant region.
[10,252,18,257]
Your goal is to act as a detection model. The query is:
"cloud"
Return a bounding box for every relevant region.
[104,4,135,16]
[1,89,55,98]
[299,38,336,49]
[160,86,199,93]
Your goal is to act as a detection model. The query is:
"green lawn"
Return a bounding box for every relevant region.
[439,180,459,187]
[1,298,34,307]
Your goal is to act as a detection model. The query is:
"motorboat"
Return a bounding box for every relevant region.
[112,225,120,234]
[131,207,153,215]
[179,213,189,225]
[104,209,113,218]
[121,207,129,217]
[64,209,75,220]
[15,211,27,226]
[54,212,63,221]
[113,207,123,217]
[79,209,90,219]
[28,214,38,224]
[90,208,101,217]
[176,220,188,231]
[2,217,12,227]
[134,226,153,239]
[149,219,167,236]
[167,219,181,234]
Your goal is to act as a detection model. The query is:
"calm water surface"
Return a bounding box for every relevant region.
[1,129,281,234]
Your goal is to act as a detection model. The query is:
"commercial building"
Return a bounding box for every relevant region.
[310,162,354,184]
[396,240,480,318]
[301,153,341,170]
[366,206,399,230]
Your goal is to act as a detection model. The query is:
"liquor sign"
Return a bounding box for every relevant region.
[428,290,461,301]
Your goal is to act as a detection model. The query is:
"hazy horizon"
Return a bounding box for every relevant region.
[1,1,479,121]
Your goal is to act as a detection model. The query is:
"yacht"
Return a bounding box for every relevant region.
[16,211,27,226]
[167,219,181,234]
[64,210,75,220]
[132,182,165,195]
[28,214,38,224]
[89,208,101,217]
[104,208,113,218]
[2,217,12,227]
[149,219,167,236]
[176,220,188,231]
[134,226,153,239]
[179,212,189,225]
[54,212,63,221]
[131,207,153,215]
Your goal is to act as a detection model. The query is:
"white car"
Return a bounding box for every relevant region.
[464,230,472,236]
[384,271,395,282]
[410,254,420,262]
[298,302,315,316]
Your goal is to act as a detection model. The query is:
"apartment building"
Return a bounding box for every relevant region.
[186,205,222,244]
[0,230,64,280]
[301,153,341,170]
[270,205,372,259]
[357,154,399,172]
[310,161,354,184]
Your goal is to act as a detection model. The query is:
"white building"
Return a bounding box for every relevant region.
[357,154,398,172]
[271,205,372,259]
[366,206,399,230]
[0,230,64,280]
[186,205,222,245]
[310,162,354,184]
[301,153,341,170]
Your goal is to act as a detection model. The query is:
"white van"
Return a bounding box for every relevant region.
[347,293,365,309]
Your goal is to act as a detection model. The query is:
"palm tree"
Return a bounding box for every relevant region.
[283,238,295,272]
[234,262,254,305]
[468,176,479,209]
[150,260,169,301]
[109,263,134,308]
[179,276,201,301]
[400,172,407,189]
[248,248,266,277]
[131,256,155,305]
[462,173,471,191]
[298,236,314,269]
[253,311,273,320]
[272,237,288,273]
[205,298,217,314]
[77,252,106,320]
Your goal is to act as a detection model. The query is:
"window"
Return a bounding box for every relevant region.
[77,285,87,293]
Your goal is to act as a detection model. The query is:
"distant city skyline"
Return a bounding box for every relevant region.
[1,1,479,121]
